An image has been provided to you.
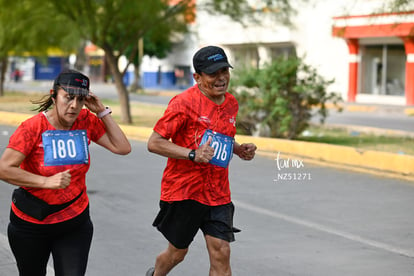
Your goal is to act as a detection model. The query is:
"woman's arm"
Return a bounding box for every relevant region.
[85,92,131,155]
[0,148,71,189]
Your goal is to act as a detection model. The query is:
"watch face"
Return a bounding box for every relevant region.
[189,150,195,161]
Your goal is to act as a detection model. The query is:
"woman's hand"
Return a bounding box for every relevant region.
[85,91,106,114]
[43,169,71,189]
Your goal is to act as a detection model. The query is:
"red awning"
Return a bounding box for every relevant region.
[332,12,414,38]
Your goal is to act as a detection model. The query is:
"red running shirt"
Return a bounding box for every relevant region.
[8,109,106,224]
[154,85,238,206]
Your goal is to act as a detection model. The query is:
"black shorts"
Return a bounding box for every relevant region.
[152,200,240,249]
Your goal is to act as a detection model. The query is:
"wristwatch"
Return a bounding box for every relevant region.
[97,107,112,119]
[188,149,196,161]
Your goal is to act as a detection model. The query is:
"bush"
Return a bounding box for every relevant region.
[230,57,342,139]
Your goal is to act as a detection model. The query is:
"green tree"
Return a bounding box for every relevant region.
[49,0,297,124]
[48,0,180,123]
[0,0,81,96]
[230,57,342,139]
[1,0,297,123]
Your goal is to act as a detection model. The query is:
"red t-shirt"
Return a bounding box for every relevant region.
[8,109,106,224]
[153,85,238,206]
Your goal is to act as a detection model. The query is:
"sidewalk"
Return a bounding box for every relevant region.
[338,102,414,116]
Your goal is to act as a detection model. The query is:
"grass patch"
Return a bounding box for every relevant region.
[106,102,165,127]
[0,92,45,114]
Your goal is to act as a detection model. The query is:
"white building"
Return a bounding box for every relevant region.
[142,0,414,106]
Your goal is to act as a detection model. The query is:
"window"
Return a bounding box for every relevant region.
[360,44,405,95]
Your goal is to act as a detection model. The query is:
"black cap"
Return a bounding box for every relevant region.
[53,69,89,96]
[193,46,233,74]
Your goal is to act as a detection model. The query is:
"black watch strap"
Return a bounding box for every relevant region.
[188,149,196,161]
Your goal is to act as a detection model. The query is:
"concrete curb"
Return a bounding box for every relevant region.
[0,111,413,181]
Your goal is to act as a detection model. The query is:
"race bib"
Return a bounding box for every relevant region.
[200,129,234,168]
[42,130,89,166]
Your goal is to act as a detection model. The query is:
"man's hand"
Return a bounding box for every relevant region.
[195,136,214,163]
[236,143,257,160]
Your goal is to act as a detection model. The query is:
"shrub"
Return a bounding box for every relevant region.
[230,56,342,139]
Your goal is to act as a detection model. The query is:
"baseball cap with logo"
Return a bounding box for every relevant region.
[193,46,233,74]
[53,69,90,97]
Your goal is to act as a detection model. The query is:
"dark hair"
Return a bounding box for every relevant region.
[31,92,54,112]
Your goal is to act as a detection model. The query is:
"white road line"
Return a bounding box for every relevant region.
[1,232,55,275]
[234,200,414,259]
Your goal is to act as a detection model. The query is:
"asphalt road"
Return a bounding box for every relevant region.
[0,124,414,275]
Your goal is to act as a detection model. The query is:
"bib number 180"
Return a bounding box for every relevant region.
[42,130,89,166]
[52,139,77,159]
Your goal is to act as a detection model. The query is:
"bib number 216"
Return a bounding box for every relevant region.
[200,129,234,168]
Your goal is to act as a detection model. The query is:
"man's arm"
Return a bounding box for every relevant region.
[147,131,214,163]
